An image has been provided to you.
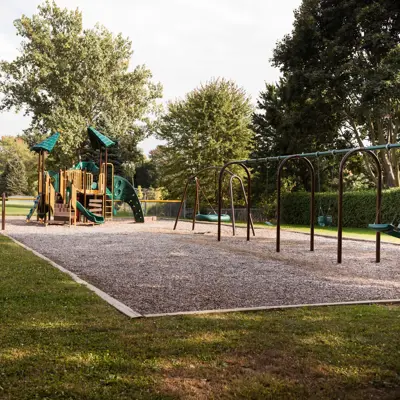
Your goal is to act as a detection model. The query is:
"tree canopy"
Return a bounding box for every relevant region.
[155,78,254,198]
[263,0,400,187]
[0,1,162,166]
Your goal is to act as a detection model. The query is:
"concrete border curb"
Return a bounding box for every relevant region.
[3,232,399,320]
[2,233,142,319]
[145,298,400,318]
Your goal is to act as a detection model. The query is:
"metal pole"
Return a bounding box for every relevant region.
[338,149,382,263]
[192,178,199,230]
[173,181,190,230]
[236,175,255,236]
[277,155,315,252]
[2,192,5,231]
[218,162,251,241]
[229,175,236,236]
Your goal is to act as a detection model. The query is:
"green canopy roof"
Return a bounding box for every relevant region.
[87,126,115,149]
[31,132,60,153]
[72,161,100,174]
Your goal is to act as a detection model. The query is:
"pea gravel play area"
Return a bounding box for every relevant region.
[5,218,400,316]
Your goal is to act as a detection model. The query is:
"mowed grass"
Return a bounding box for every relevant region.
[0,203,31,216]
[1,235,400,399]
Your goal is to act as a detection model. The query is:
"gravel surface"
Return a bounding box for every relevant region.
[5,218,400,315]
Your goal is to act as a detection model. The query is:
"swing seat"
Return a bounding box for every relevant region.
[195,214,231,223]
[318,215,333,227]
[368,223,400,238]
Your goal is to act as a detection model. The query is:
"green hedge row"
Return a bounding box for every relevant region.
[281,188,400,228]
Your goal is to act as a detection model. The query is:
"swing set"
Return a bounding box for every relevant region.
[174,166,255,236]
[216,142,400,264]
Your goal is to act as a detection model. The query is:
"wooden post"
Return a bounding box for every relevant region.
[2,192,5,231]
[84,169,87,223]
[37,153,41,221]
[104,147,108,218]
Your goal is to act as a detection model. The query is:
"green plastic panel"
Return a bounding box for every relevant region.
[113,175,144,223]
[31,132,60,153]
[87,126,115,149]
[76,201,104,224]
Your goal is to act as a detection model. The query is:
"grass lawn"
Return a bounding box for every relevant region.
[0,203,31,216]
[1,235,400,399]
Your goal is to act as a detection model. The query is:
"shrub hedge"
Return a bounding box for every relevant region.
[281,188,400,228]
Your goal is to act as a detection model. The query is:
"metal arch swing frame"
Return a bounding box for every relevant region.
[174,166,254,235]
[215,142,399,263]
[276,155,315,253]
[218,162,252,241]
[338,149,382,264]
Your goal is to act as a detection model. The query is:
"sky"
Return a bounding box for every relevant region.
[0,0,301,154]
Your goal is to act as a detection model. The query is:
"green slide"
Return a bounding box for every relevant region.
[113,175,144,223]
[76,201,105,224]
[26,195,41,221]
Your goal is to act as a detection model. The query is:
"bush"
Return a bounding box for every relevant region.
[281,188,400,228]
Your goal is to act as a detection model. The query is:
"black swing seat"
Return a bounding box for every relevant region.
[368,223,400,239]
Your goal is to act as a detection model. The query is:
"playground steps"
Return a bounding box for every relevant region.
[105,199,113,220]
[88,199,103,217]
[53,203,76,221]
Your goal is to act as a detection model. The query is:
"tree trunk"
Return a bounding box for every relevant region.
[375,118,397,187]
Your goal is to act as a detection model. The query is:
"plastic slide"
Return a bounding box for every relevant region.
[26,195,41,221]
[112,175,144,222]
[76,201,105,224]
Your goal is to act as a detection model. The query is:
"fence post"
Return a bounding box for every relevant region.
[2,192,6,231]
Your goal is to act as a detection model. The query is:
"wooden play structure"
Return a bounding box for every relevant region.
[27,127,144,226]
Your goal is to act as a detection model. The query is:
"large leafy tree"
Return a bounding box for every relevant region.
[0,1,162,167]
[155,78,254,199]
[270,0,400,186]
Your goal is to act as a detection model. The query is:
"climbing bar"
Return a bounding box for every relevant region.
[232,143,400,165]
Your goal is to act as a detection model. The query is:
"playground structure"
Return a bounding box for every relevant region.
[26,126,144,226]
[174,166,255,236]
[216,143,400,264]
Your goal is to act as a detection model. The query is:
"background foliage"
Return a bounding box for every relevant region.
[280,188,400,228]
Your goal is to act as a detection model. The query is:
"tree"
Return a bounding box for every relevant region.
[121,161,136,187]
[271,0,400,186]
[0,1,162,167]
[155,78,254,198]
[0,157,28,195]
[135,159,159,188]
[0,137,37,194]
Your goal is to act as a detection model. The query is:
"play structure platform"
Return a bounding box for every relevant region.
[26,127,144,226]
